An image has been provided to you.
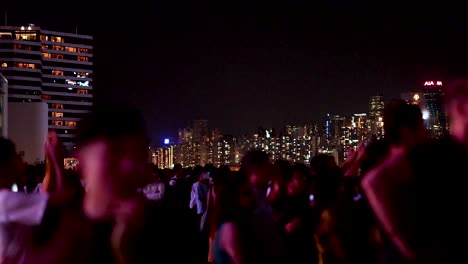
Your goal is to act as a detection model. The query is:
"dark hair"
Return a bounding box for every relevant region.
[211,165,231,186]
[241,150,270,170]
[310,154,337,175]
[272,159,292,181]
[211,170,249,228]
[173,164,182,171]
[445,80,468,105]
[384,99,423,145]
[76,102,147,147]
[311,154,341,209]
[0,137,16,166]
[291,163,313,183]
[360,139,390,175]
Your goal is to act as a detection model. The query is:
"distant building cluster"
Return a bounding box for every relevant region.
[152,95,385,168]
[152,81,449,169]
[0,27,447,167]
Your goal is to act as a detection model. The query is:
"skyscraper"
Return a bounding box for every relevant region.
[0,24,93,153]
[419,81,446,138]
[368,94,384,139]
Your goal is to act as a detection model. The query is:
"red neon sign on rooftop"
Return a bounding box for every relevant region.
[424,81,443,86]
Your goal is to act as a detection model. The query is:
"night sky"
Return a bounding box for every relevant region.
[2,2,467,145]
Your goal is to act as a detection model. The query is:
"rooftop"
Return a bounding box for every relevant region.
[0,24,93,40]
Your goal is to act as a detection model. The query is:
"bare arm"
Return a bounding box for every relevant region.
[361,152,416,261]
[219,222,245,264]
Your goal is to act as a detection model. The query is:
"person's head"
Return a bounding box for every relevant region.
[287,163,312,196]
[213,170,255,226]
[76,102,149,219]
[360,139,391,175]
[310,154,341,208]
[268,160,290,203]
[445,80,468,144]
[241,150,271,188]
[173,164,183,177]
[0,138,24,189]
[384,100,425,147]
[199,171,210,183]
[147,164,160,183]
[310,154,338,177]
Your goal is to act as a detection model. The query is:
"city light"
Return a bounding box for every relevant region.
[164,138,170,145]
[422,110,429,120]
[424,81,443,86]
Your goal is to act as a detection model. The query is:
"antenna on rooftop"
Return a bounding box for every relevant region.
[4,11,7,26]
[75,25,78,34]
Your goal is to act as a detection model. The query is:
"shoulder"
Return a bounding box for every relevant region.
[362,148,410,189]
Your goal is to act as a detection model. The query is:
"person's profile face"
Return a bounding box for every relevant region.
[116,136,151,191]
[239,183,256,209]
[249,162,272,188]
[287,172,307,196]
[77,139,113,219]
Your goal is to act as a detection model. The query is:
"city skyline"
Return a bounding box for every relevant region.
[1,1,466,145]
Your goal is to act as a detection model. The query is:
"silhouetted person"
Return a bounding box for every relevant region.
[362,81,468,263]
[76,102,190,263]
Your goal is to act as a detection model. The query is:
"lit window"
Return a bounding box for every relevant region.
[77,81,89,87]
[0,32,13,39]
[75,72,89,78]
[77,89,89,94]
[52,54,63,59]
[15,63,36,69]
[50,36,64,43]
[52,104,64,109]
[40,35,48,41]
[1,63,6,68]
[42,53,51,58]
[65,121,77,127]
[15,33,37,41]
[52,112,64,118]
[52,45,64,51]
[66,79,77,85]
[41,44,48,50]
[52,120,63,126]
[65,47,77,52]
[77,48,89,54]
[77,56,88,62]
[42,95,51,100]
[52,70,64,76]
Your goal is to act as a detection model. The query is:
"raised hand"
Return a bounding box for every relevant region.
[44,130,64,192]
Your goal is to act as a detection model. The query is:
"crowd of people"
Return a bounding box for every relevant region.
[1,80,468,263]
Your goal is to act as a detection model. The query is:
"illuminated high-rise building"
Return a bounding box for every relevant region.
[419,81,447,138]
[368,94,384,138]
[0,25,93,153]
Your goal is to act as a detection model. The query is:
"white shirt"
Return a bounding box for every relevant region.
[189,181,208,215]
[0,190,49,261]
[0,190,49,225]
[142,181,165,201]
